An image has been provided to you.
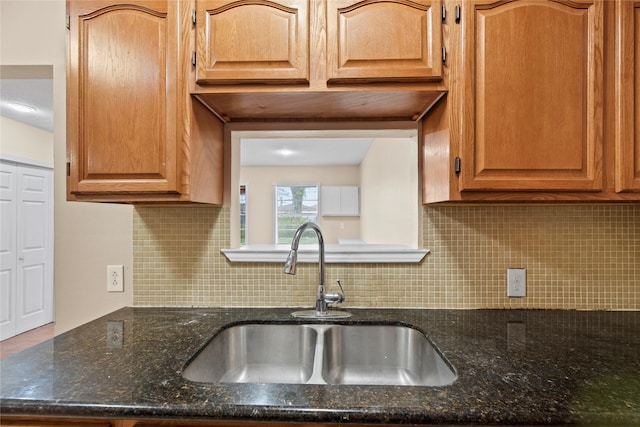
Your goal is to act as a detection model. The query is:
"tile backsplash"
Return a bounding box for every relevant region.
[133,205,639,310]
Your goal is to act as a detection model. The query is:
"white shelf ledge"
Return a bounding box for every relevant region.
[221,244,430,263]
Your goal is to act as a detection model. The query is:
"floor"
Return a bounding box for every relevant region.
[0,323,55,359]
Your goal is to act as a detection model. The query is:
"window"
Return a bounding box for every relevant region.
[239,185,247,245]
[275,185,318,244]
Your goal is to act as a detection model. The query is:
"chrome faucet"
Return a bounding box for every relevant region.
[284,222,350,319]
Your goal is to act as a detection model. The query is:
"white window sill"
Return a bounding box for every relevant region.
[221,244,430,263]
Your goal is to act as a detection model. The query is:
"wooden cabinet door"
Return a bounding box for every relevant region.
[615,0,640,192]
[459,0,604,192]
[326,0,442,83]
[195,0,309,84]
[67,0,179,195]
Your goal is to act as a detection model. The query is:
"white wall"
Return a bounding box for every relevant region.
[0,116,54,163]
[360,138,418,247]
[1,0,133,334]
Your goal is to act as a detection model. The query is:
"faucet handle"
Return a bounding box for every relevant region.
[325,279,346,305]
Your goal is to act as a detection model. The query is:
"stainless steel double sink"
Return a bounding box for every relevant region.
[182,323,457,386]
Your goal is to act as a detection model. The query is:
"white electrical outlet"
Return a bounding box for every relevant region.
[107,265,124,292]
[507,268,526,297]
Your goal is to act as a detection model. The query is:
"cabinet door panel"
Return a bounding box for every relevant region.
[196,0,309,84]
[327,0,442,82]
[67,1,178,194]
[616,0,640,192]
[460,0,603,191]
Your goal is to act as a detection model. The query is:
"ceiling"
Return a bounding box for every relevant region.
[0,66,54,132]
[238,128,418,167]
[241,138,374,167]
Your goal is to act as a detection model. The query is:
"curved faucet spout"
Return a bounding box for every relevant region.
[283,222,326,312]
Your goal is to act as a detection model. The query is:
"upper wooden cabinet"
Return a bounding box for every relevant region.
[459,0,603,192]
[194,0,442,86]
[326,0,442,83]
[421,0,640,202]
[191,0,446,121]
[67,0,177,195]
[194,0,310,84]
[615,0,640,192]
[192,0,446,121]
[67,0,224,203]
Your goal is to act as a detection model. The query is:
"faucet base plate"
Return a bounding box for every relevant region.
[291,309,352,319]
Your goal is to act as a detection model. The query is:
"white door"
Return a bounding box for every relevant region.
[0,162,18,340]
[16,165,53,333]
[0,160,53,340]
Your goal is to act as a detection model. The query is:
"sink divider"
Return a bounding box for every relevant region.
[306,324,332,385]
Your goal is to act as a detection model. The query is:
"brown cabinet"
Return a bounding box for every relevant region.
[193,0,442,86]
[66,0,223,203]
[458,0,603,192]
[615,0,640,192]
[67,0,639,204]
[422,0,640,202]
[66,0,445,204]
[326,0,442,83]
[194,0,310,84]
[191,0,446,122]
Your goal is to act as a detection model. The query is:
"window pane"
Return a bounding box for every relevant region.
[275,185,318,244]
[239,185,247,245]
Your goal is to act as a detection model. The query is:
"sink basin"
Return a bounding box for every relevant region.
[182,323,456,386]
[182,324,317,384]
[321,325,457,386]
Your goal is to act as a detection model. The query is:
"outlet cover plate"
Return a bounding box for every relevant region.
[107,265,124,292]
[507,268,526,297]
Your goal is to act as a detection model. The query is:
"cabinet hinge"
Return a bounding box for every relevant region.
[66,162,71,177]
[66,15,70,30]
[191,51,197,66]
[455,5,461,24]
[442,4,446,22]
[454,157,461,175]
[442,46,446,64]
[191,9,196,25]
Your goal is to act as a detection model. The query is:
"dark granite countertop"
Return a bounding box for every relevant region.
[1,307,639,425]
